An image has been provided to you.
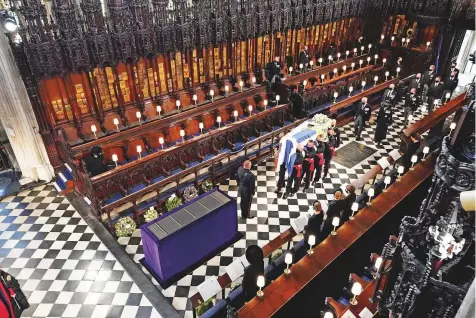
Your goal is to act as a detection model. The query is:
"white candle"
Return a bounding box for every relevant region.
[159,137,164,149]
[239,80,244,91]
[91,125,97,139]
[176,100,181,108]
[199,122,204,134]
[248,105,253,116]
[180,129,185,142]
[391,36,395,43]
[328,55,332,61]
[374,76,378,85]
[351,62,355,70]
[362,81,366,89]
[302,80,307,87]
[337,52,341,60]
[210,89,214,101]
[233,110,238,121]
[113,118,120,131]
[318,58,322,66]
[396,67,401,76]
[360,45,364,53]
[216,116,221,128]
[224,85,229,95]
[342,65,347,72]
[333,91,338,103]
[366,56,371,65]
[385,71,389,80]
[353,48,357,54]
[345,50,349,57]
[112,154,118,167]
[321,74,325,81]
[289,66,293,73]
[426,41,430,50]
[382,58,387,65]
[276,95,280,105]
[333,68,338,76]
[422,146,430,160]
[137,145,142,158]
[299,63,303,69]
[156,105,161,116]
[381,34,385,40]
[410,155,418,170]
[348,86,354,97]
[359,59,363,67]
[309,60,314,67]
[192,94,197,105]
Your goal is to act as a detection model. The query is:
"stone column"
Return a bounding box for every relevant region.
[0,34,54,182]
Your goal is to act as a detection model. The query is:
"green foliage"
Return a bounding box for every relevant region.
[165,195,183,212]
[144,207,158,223]
[196,299,214,316]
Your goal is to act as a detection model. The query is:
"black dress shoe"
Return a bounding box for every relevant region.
[303,187,308,192]
[247,216,255,219]
[274,188,281,194]
[283,193,288,199]
[289,192,295,197]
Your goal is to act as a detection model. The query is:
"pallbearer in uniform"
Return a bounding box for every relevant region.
[302,140,316,191]
[300,46,310,71]
[329,114,341,148]
[323,128,337,180]
[283,144,304,199]
[312,138,326,185]
[374,101,393,146]
[238,160,256,219]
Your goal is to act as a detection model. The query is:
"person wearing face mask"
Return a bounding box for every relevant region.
[408,73,423,96]
[427,76,444,112]
[301,140,316,191]
[422,64,437,86]
[442,70,459,99]
[404,88,420,127]
[382,83,397,106]
[374,100,394,146]
[449,62,459,79]
[85,146,107,176]
[354,97,371,140]
[283,144,304,199]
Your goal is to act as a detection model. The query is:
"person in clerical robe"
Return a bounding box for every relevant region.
[302,140,316,191]
[283,144,304,199]
[374,102,394,146]
[304,201,324,243]
[242,245,264,302]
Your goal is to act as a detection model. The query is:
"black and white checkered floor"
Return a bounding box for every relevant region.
[0,185,162,318]
[0,100,435,318]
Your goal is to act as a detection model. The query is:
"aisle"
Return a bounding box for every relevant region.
[118,100,427,317]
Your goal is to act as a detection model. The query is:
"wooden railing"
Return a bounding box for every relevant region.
[236,154,437,318]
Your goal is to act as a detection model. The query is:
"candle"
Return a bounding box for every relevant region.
[180,129,185,142]
[426,41,431,50]
[176,100,181,110]
[367,187,374,205]
[342,65,347,72]
[333,68,338,77]
[199,122,204,134]
[136,111,142,124]
[159,137,164,149]
[351,62,355,70]
[382,58,387,65]
[366,56,371,65]
[368,43,372,52]
[248,105,253,116]
[224,85,229,95]
[350,202,358,220]
[318,57,322,66]
[263,99,268,107]
[391,36,395,44]
[360,45,364,53]
[422,146,430,161]
[402,37,406,44]
[156,105,162,116]
[192,94,197,106]
[449,122,456,134]
[381,34,385,41]
[361,81,366,90]
[209,89,214,101]
[309,60,314,67]
[345,50,349,58]
[239,80,244,91]
[348,86,353,96]
[406,38,410,44]
[113,118,120,132]
[328,55,332,61]
[289,66,293,74]
[137,145,142,158]
[112,154,118,167]
[251,77,256,85]
[396,67,401,76]
[410,155,418,170]
[233,110,238,121]
[91,125,97,139]
[321,74,325,81]
[374,54,378,64]
[337,52,341,60]
[333,91,338,103]
[276,94,280,105]
[299,63,303,70]
[384,176,391,191]
[385,71,389,80]
[359,59,363,67]
[374,76,378,85]
[216,116,221,128]
[353,48,357,54]
[302,80,307,87]
[331,217,340,235]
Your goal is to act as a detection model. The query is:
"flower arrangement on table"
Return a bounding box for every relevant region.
[183,185,198,202]
[115,216,136,237]
[165,194,183,212]
[144,207,159,223]
[201,179,214,193]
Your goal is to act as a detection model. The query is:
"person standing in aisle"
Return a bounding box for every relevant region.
[427,76,444,112]
[238,160,256,219]
[403,88,420,127]
[374,101,394,146]
[300,46,310,71]
[304,201,324,242]
[312,138,326,186]
[323,128,337,180]
[354,97,371,140]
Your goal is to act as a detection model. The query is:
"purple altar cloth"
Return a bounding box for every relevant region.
[141,189,238,284]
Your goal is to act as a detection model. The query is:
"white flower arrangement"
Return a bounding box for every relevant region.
[144,207,158,223]
[115,216,136,237]
[312,114,330,125]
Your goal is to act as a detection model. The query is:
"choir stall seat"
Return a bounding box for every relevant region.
[127,139,149,161]
[147,132,168,153]
[104,147,128,167]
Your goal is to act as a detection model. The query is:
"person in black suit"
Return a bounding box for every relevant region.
[321,191,347,238]
[242,245,264,301]
[394,80,407,105]
[302,140,316,191]
[408,73,423,95]
[404,88,420,127]
[374,101,394,145]
[238,160,256,219]
[283,144,304,199]
[427,76,444,112]
[299,46,310,71]
[327,43,337,62]
[450,62,460,79]
[304,201,324,242]
[341,185,357,223]
[274,163,286,195]
[266,56,282,83]
[329,113,341,148]
[312,139,326,185]
[85,146,107,176]
[382,84,397,106]
[354,97,371,140]
[442,71,459,100]
[422,64,436,86]
[289,86,304,119]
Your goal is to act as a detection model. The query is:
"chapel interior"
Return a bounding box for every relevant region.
[0,0,475,318]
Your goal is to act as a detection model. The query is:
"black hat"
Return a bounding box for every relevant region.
[246,245,264,265]
[91,146,103,157]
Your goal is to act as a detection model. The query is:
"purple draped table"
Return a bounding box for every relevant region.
[140,189,240,288]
